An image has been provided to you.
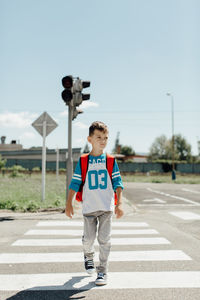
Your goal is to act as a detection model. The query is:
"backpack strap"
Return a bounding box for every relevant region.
[106,154,118,205]
[80,153,89,182]
[75,153,89,202]
[106,154,115,178]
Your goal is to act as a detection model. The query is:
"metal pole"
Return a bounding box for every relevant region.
[171,95,175,172]
[56,147,59,180]
[167,93,176,180]
[42,120,46,201]
[66,102,73,201]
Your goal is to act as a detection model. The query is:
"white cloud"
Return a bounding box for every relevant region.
[19,132,36,140]
[79,101,99,109]
[74,121,88,130]
[59,110,68,117]
[0,112,38,128]
[75,138,85,145]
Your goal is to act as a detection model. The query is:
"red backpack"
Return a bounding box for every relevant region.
[75,153,118,205]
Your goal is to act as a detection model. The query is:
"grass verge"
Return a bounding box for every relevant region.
[0,172,199,212]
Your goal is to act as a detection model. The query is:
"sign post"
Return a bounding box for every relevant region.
[56,147,59,180]
[32,112,58,201]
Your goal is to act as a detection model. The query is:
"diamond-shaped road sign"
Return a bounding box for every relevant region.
[32,112,58,137]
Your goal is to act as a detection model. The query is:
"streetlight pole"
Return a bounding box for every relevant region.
[166,93,176,180]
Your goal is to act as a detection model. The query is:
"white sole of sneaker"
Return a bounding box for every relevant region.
[86,269,95,275]
[95,281,107,286]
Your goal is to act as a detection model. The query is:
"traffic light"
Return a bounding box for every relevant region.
[73,78,90,106]
[72,107,83,120]
[61,75,73,104]
[61,75,91,120]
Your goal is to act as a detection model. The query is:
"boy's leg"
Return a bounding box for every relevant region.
[96,211,112,274]
[82,215,97,260]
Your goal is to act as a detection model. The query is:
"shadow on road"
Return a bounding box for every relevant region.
[6,275,95,300]
[0,217,14,222]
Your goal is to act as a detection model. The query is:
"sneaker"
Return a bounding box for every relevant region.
[84,256,95,274]
[95,272,107,286]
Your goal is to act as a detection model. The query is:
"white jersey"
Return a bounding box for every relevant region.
[82,156,114,215]
[69,153,124,215]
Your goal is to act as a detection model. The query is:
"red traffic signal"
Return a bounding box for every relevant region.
[62,76,73,89]
[61,76,73,104]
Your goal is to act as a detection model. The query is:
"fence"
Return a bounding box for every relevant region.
[4,159,200,174]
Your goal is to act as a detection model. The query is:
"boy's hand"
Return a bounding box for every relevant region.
[115,204,124,219]
[65,203,74,218]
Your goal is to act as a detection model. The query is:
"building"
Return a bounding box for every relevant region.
[0,136,81,170]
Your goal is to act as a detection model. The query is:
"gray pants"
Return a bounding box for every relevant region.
[82,211,112,274]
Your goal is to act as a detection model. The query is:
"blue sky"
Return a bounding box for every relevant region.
[1,0,199,155]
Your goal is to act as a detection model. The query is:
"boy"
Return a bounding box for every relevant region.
[65,121,124,286]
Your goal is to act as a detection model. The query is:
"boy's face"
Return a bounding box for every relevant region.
[87,129,109,152]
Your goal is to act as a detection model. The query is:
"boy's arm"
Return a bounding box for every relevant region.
[65,158,82,218]
[111,159,124,218]
[115,187,124,219]
[65,189,76,218]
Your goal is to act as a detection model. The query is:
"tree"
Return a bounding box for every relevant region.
[149,134,192,162]
[0,155,7,170]
[149,135,169,160]
[174,134,192,161]
[120,145,135,156]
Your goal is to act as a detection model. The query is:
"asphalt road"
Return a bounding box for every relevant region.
[0,182,200,300]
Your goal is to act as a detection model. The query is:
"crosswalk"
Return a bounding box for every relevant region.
[0,219,200,292]
[169,211,200,220]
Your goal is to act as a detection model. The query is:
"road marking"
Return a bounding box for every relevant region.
[169,211,200,220]
[1,271,200,290]
[147,188,200,206]
[0,250,191,264]
[138,204,198,207]
[182,188,200,194]
[143,198,166,204]
[36,221,149,227]
[12,237,170,247]
[25,229,159,236]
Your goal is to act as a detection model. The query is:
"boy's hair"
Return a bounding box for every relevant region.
[89,121,108,136]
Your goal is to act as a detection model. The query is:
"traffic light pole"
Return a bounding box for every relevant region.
[66,101,73,202]
[61,75,90,201]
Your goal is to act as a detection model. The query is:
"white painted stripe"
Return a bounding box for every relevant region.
[147,188,200,206]
[169,211,200,220]
[25,229,158,236]
[0,250,191,264]
[1,271,200,290]
[143,198,166,204]
[12,237,170,246]
[138,204,198,207]
[182,188,200,194]
[36,221,149,227]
